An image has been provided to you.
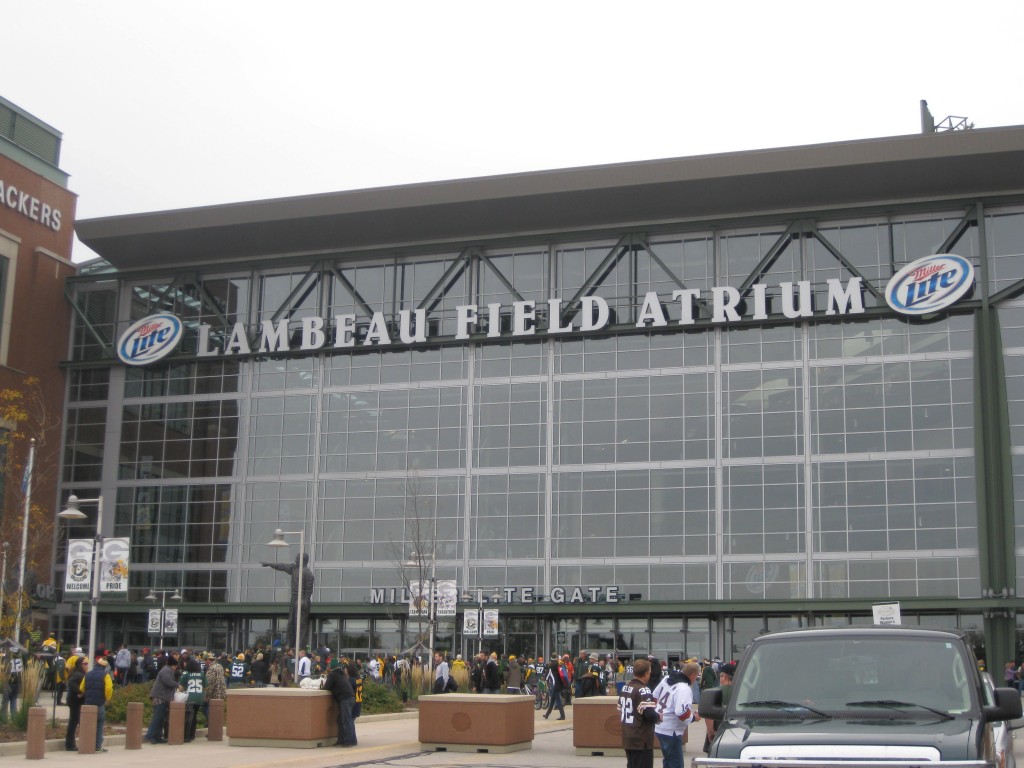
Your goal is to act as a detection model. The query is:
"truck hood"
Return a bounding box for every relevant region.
[716,717,977,761]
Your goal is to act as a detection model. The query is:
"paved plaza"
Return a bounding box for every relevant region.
[1,697,713,768]
[7,693,1023,768]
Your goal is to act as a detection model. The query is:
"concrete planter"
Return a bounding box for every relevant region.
[226,688,336,748]
[573,696,626,755]
[418,693,534,753]
[572,694,664,757]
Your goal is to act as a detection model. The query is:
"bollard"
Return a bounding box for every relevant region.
[26,706,47,759]
[79,704,98,753]
[168,700,186,745]
[126,701,143,749]
[207,698,224,741]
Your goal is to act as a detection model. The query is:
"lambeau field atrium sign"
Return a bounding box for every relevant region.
[116,255,974,367]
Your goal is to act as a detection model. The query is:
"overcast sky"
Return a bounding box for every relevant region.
[4,1,1022,262]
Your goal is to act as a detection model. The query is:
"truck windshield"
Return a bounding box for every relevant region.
[733,635,974,715]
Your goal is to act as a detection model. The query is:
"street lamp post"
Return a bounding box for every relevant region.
[57,494,103,663]
[266,528,306,659]
[144,588,182,651]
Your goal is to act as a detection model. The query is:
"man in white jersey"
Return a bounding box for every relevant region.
[367,656,381,681]
[652,661,698,768]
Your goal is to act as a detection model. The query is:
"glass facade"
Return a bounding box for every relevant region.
[58,198,1024,659]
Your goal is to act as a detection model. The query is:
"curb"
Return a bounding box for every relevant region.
[0,710,417,757]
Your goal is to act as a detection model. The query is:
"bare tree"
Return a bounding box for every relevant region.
[384,476,438,693]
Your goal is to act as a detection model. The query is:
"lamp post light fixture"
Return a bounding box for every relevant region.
[144,588,182,651]
[266,528,306,658]
[57,494,103,664]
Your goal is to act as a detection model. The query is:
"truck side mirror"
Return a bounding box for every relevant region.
[984,687,1023,722]
[700,688,726,721]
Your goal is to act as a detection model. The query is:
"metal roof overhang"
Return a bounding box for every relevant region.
[75,126,1024,271]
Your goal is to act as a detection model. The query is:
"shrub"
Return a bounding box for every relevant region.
[105,682,154,724]
[360,680,405,714]
[11,659,44,730]
[451,666,469,692]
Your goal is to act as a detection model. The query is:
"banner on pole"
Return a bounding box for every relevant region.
[436,580,457,617]
[64,539,93,600]
[147,609,162,634]
[163,608,178,636]
[482,608,499,636]
[463,609,479,634]
[408,580,429,617]
[100,538,130,594]
[410,579,458,617]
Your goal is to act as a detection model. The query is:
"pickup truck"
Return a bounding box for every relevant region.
[697,625,1022,768]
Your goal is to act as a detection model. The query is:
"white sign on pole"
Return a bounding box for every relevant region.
[163,609,178,636]
[463,609,479,634]
[482,608,500,636]
[100,538,130,594]
[147,609,162,634]
[436,580,457,617]
[409,580,429,617]
[872,601,902,625]
[64,539,93,599]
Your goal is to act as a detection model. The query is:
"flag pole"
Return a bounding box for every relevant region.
[14,438,35,645]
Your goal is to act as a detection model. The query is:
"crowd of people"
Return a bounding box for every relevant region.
[33,642,373,750]
[6,637,736,764]
[618,655,736,768]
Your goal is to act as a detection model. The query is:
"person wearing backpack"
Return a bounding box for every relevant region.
[53,652,67,706]
[542,658,566,720]
[432,652,452,693]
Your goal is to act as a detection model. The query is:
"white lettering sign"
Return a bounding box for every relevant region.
[482,608,499,636]
[0,178,63,231]
[374,584,622,606]
[872,601,902,625]
[192,279,871,361]
[64,539,93,599]
[100,537,130,594]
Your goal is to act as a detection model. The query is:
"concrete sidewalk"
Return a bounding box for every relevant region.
[1,696,716,768]
[12,692,1022,768]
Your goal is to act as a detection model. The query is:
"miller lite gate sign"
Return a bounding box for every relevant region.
[116,255,976,367]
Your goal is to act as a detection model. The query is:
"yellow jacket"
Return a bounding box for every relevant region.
[79,667,114,703]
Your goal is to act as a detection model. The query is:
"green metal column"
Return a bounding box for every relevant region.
[972,202,1017,667]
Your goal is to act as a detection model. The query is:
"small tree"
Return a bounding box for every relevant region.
[0,376,59,643]
[385,476,439,695]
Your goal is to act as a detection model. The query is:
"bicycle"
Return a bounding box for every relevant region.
[526,679,549,711]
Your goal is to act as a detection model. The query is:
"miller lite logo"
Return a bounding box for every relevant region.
[885,254,974,316]
[117,314,184,366]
